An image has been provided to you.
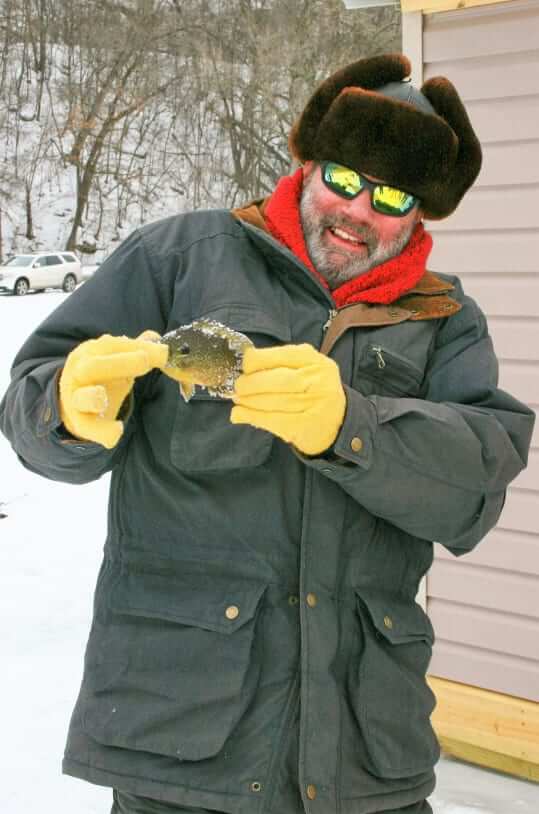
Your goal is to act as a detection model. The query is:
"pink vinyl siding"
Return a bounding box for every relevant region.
[417,0,539,701]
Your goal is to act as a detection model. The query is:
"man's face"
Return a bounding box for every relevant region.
[299,161,423,290]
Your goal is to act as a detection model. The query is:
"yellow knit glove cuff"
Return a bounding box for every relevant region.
[230,343,346,456]
[59,332,168,449]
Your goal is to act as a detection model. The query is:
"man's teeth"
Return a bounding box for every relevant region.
[331,227,363,244]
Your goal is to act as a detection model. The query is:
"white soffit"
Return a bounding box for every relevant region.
[343,1,399,8]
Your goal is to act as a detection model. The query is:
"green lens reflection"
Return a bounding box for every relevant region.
[373,185,416,215]
[325,163,362,198]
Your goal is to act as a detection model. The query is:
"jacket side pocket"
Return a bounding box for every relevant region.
[349,589,440,778]
[82,569,267,761]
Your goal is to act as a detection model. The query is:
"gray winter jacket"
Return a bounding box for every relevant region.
[0,209,534,814]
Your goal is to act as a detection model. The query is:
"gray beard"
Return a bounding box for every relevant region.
[300,179,418,290]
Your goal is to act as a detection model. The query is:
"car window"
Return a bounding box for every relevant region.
[45,255,62,265]
[61,253,77,263]
[35,257,48,267]
[3,256,33,267]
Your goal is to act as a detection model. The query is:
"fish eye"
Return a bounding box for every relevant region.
[179,343,190,355]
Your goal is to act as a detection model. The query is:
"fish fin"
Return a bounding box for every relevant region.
[228,334,254,355]
[179,382,196,403]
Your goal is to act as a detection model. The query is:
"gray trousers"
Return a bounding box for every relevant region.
[111,789,433,814]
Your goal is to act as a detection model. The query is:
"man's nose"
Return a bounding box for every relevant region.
[341,188,376,223]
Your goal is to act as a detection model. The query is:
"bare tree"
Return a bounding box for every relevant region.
[178,0,401,203]
[53,0,185,249]
[0,0,400,256]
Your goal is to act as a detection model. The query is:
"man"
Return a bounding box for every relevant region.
[0,53,534,814]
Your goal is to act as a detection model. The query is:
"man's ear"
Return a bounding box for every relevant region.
[302,160,316,181]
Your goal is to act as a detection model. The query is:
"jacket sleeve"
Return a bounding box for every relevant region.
[300,281,535,555]
[0,228,170,485]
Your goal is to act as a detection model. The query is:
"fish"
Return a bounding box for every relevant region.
[157,319,254,402]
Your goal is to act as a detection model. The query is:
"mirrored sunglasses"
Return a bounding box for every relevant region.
[321,161,419,218]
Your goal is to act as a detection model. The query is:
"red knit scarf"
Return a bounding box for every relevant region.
[264,168,432,307]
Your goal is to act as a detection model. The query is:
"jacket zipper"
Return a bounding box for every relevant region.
[323,308,338,331]
[370,345,386,369]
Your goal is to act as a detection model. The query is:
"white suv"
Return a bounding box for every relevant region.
[0,251,82,296]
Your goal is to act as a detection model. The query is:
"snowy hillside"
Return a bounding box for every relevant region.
[1,43,193,264]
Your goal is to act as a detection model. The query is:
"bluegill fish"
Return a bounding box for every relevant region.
[158,319,253,402]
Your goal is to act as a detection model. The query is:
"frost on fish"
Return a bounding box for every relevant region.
[157,318,253,402]
[179,382,196,403]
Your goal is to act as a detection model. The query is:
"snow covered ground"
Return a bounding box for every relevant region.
[1,289,538,813]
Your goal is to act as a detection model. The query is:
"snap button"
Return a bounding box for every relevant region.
[350,437,363,453]
[383,615,393,629]
[288,595,299,606]
[306,593,317,608]
[306,784,317,800]
[250,781,262,793]
[225,605,239,620]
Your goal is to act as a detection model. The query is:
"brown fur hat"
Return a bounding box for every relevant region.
[289,53,482,219]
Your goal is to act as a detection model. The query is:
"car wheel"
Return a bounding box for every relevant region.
[62,273,77,293]
[14,278,29,296]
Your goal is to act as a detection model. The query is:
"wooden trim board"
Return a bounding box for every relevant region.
[436,736,539,782]
[401,0,514,13]
[427,676,539,782]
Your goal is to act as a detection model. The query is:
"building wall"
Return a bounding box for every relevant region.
[411,0,539,702]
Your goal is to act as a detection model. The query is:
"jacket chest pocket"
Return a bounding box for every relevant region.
[348,590,439,779]
[169,305,290,473]
[354,343,425,398]
[82,569,268,761]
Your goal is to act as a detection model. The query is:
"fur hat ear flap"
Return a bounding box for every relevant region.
[420,77,482,218]
[289,53,482,219]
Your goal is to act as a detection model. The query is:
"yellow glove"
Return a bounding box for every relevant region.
[230,343,346,456]
[59,331,168,449]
